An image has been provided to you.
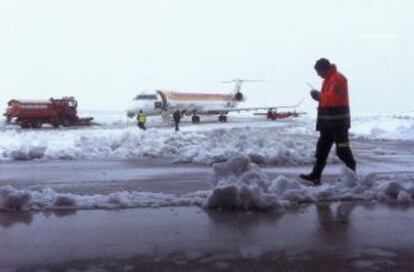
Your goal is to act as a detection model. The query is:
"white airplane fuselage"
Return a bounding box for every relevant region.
[126,90,244,118]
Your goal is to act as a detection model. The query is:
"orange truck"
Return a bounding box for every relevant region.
[4,97,93,129]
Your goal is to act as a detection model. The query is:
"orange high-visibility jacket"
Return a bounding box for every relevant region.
[320,65,349,107]
[317,65,351,131]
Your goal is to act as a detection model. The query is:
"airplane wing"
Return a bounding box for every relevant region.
[198,98,305,115]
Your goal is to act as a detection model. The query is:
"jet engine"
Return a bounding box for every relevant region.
[222,79,259,102]
[234,92,245,101]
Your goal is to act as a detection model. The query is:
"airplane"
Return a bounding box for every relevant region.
[126,79,302,123]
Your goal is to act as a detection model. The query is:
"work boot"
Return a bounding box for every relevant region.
[348,162,356,173]
[299,173,321,186]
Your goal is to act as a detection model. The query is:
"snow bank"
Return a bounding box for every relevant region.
[0,126,315,165]
[0,185,208,211]
[288,112,414,140]
[2,156,414,212]
[204,156,414,210]
[351,112,414,140]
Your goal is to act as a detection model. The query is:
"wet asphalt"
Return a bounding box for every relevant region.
[1,137,414,271]
[1,203,414,271]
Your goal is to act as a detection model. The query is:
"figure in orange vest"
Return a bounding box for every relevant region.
[300,58,356,185]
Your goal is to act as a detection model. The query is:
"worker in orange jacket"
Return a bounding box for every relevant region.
[300,58,356,185]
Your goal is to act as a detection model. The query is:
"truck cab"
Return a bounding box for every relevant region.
[53,97,78,119]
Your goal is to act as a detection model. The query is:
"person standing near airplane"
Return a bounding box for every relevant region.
[137,110,147,130]
[300,58,356,185]
[173,110,181,131]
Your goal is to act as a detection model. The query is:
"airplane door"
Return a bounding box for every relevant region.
[154,101,162,109]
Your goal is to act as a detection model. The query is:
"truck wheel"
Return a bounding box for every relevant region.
[20,121,31,129]
[50,119,60,128]
[31,120,42,129]
[62,119,71,127]
[219,115,227,122]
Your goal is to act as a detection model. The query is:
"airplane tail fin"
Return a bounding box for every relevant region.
[222,79,264,93]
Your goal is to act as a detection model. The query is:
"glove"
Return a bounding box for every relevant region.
[310,90,320,101]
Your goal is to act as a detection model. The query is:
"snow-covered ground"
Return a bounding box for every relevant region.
[1,111,414,163]
[351,112,414,140]
[1,111,414,212]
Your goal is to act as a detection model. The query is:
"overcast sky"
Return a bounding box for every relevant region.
[0,0,412,113]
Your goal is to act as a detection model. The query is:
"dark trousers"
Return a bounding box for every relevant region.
[174,122,179,131]
[312,128,356,176]
[138,122,146,130]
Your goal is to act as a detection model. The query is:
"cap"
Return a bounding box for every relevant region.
[314,58,331,71]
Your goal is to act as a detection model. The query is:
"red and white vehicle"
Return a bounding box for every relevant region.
[4,97,93,129]
[126,79,302,123]
[263,109,303,120]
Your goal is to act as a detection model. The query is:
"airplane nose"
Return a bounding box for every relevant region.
[126,103,139,118]
[126,101,150,118]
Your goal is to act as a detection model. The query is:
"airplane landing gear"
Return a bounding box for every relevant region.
[191,115,200,124]
[219,115,227,122]
[161,111,171,122]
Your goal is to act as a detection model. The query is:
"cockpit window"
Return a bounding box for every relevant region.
[135,95,157,100]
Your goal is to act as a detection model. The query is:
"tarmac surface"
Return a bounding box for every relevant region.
[1,137,414,271]
[1,203,414,271]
